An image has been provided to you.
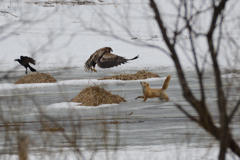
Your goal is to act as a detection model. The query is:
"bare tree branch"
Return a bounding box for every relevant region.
[150,0,240,159]
[206,1,229,158]
[228,99,240,125]
[175,104,199,123]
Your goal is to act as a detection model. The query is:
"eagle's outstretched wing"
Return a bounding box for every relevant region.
[97,53,139,68]
[84,47,138,71]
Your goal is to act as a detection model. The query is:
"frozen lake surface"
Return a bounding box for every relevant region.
[0,68,240,159]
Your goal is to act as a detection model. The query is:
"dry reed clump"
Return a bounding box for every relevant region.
[71,85,126,106]
[99,70,160,80]
[14,72,57,84]
[26,1,96,5]
[39,123,65,132]
[102,120,144,124]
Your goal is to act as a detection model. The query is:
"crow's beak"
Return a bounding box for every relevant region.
[14,59,17,61]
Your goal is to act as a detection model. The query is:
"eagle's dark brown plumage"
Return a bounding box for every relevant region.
[84,47,139,72]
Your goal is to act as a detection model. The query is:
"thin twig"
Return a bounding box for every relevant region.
[0,11,18,17]
[175,104,199,123]
[228,99,240,125]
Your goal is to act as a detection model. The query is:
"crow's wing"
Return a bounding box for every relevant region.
[20,56,36,65]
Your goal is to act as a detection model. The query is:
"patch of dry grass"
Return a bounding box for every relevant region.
[14,72,57,84]
[71,85,126,106]
[102,120,144,124]
[26,1,96,6]
[39,123,65,132]
[99,70,160,80]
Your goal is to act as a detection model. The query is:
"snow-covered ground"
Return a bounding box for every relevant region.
[0,0,240,159]
[0,145,233,160]
[1,0,239,73]
[0,0,174,72]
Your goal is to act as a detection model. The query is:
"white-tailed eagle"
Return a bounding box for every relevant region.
[84,47,139,72]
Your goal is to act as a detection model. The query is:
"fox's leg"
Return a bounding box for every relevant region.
[143,97,148,102]
[161,92,169,101]
[135,96,144,100]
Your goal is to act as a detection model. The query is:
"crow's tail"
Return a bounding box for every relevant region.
[29,65,36,72]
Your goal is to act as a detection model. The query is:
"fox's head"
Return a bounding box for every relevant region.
[140,81,149,94]
[140,81,149,87]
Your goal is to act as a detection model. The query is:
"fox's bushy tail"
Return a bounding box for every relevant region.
[162,75,171,90]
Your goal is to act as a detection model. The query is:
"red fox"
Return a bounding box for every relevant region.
[135,75,171,102]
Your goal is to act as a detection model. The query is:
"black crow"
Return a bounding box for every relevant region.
[14,56,36,74]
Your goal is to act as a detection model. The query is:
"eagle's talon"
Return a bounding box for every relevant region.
[90,68,97,72]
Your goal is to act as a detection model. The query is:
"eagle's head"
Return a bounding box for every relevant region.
[105,47,113,52]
